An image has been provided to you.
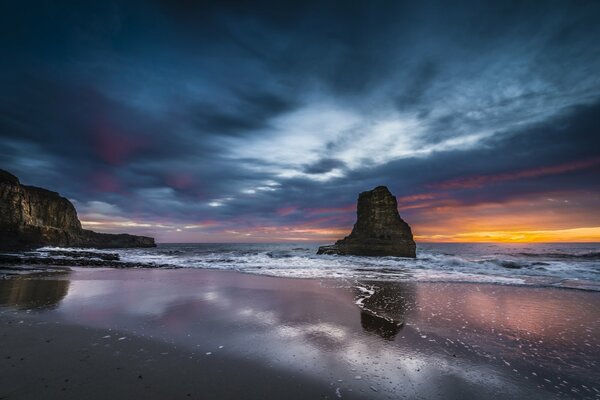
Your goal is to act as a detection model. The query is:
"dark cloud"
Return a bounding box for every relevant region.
[302,159,346,175]
[183,89,297,137]
[357,100,600,203]
[394,61,438,111]
[0,0,599,239]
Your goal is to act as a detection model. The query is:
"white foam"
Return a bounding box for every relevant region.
[25,244,600,290]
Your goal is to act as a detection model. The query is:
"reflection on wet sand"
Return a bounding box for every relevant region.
[360,311,402,340]
[0,278,70,309]
[0,269,598,399]
[356,281,416,340]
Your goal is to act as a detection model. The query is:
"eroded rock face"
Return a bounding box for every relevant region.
[0,169,155,250]
[317,186,416,257]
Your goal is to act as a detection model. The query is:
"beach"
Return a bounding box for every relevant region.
[1,267,599,399]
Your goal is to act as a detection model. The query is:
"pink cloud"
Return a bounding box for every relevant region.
[90,171,121,193]
[429,157,600,190]
[276,206,298,216]
[93,118,148,165]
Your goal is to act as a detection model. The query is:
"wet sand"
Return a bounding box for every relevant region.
[1,268,599,399]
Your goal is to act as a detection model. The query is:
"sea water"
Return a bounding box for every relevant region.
[35,242,600,291]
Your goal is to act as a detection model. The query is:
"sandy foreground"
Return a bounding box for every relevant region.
[0,267,599,399]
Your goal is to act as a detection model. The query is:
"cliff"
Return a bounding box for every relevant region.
[317,186,416,257]
[0,169,155,250]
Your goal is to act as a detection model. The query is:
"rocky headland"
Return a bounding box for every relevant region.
[0,169,155,250]
[317,186,416,258]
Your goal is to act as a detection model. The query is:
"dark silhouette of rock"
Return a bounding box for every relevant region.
[0,253,177,269]
[0,169,155,250]
[317,186,416,257]
[31,249,119,261]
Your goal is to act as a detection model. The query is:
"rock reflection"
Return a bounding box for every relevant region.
[0,278,70,309]
[360,311,402,340]
[356,281,415,340]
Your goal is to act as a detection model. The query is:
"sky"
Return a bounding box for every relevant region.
[1,0,599,243]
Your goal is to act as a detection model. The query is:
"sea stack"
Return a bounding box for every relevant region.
[317,186,416,258]
[0,169,155,250]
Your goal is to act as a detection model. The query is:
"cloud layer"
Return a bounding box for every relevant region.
[1,1,599,242]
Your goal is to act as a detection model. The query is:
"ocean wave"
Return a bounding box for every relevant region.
[21,243,600,291]
[516,251,600,260]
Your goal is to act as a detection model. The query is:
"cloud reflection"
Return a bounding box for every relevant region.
[11,269,595,397]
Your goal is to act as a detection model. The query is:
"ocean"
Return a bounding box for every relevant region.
[36,242,600,291]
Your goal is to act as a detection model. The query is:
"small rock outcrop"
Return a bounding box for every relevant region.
[317,186,416,258]
[0,169,155,250]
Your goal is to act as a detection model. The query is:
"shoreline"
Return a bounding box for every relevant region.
[1,267,599,399]
[2,262,599,294]
[3,241,599,293]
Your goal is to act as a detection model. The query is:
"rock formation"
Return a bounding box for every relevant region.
[317,186,416,257]
[0,169,155,250]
